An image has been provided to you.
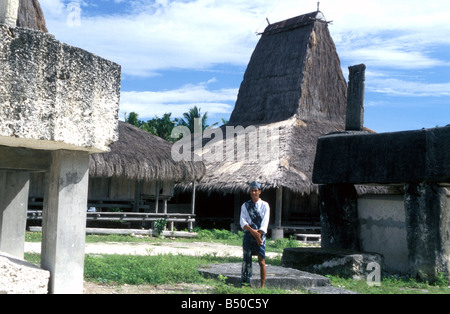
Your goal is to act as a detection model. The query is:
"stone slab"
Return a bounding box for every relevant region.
[198,263,331,290]
[0,251,49,294]
[313,126,450,185]
[0,25,120,153]
[282,248,383,280]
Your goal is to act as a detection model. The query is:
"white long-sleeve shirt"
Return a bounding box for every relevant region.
[239,199,270,234]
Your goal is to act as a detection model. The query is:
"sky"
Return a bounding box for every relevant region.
[38,0,450,133]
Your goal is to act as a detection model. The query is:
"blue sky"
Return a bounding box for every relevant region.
[39,0,450,133]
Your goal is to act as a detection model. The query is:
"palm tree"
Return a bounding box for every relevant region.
[177,106,218,134]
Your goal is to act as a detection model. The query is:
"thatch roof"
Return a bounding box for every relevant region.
[229,11,346,126]
[90,121,206,183]
[181,11,348,195]
[17,0,48,32]
[180,118,344,194]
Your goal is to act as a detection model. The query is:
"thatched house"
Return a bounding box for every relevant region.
[179,10,348,235]
[30,122,206,226]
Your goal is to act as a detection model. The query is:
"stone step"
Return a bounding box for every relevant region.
[198,263,356,294]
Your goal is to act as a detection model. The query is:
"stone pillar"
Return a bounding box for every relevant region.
[41,150,90,294]
[319,184,360,251]
[0,171,30,259]
[404,182,450,282]
[0,0,19,27]
[346,64,366,131]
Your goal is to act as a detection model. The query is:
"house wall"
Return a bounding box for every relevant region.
[29,173,175,212]
[358,194,409,274]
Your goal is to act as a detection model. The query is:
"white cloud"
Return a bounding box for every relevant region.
[39,0,450,76]
[368,78,450,97]
[38,0,450,116]
[119,80,238,119]
[40,0,271,77]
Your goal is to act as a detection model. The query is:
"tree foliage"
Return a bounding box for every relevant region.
[177,106,218,133]
[124,106,220,143]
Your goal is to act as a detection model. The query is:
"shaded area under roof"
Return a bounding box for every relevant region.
[90,121,206,183]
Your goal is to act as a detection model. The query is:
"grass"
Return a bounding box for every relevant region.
[24,229,450,294]
[24,252,295,294]
[329,275,450,294]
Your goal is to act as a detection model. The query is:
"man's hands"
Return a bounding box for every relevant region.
[244,225,264,246]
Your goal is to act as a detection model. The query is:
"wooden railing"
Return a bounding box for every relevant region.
[27,210,196,231]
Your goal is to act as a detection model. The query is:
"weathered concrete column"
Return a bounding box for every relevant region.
[404,182,450,282]
[319,184,360,251]
[0,0,19,27]
[0,171,30,259]
[41,150,90,294]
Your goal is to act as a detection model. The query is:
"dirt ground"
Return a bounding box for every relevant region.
[25,240,280,258]
[83,282,214,294]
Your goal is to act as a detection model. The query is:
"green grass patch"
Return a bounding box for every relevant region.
[24,230,450,294]
[329,274,450,294]
[84,254,240,286]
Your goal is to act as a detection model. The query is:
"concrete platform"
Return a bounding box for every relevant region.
[198,263,357,294]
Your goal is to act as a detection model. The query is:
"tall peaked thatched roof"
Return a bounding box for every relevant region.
[17,0,48,32]
[90,121,206,183]
[187,11,348,194]
[229,11,346,126]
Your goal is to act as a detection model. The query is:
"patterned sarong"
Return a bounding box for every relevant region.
[241,200,266,286]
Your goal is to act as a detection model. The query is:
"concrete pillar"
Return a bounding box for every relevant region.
[319,184,360,251]
[0,0,19,27]
[0,171,30,259]
[41,150,90,294]
[272,186,284,240]
[404,182,450,282]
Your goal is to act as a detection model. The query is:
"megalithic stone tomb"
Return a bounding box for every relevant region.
[0,0,120,294]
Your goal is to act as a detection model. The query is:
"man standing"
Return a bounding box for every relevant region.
[240,181,270,288]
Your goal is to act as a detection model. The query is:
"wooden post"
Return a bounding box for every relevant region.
[155,182,160,213]
[133,180,142,212]
[272,186,284,239]
[189,181,197,231]
[233,193,241,233]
